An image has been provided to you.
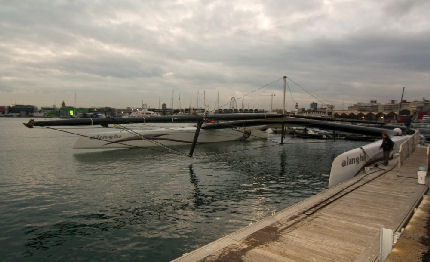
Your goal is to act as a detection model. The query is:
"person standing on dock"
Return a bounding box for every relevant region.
[404,115,412,134]
[380,133,394,166]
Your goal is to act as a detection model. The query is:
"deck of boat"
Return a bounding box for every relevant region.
[173,146,429,262]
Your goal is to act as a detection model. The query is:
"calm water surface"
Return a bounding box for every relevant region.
[0,118,367,261]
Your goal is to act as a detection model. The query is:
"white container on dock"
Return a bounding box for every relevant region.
[417,166,427,185]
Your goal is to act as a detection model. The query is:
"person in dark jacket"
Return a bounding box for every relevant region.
[404,115,412,133]
[380,133,394,166]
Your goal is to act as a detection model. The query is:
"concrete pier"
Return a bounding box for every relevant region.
[173,146,429,262]
[386,195,430,261]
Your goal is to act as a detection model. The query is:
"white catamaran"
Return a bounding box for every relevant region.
[73,125,268,149]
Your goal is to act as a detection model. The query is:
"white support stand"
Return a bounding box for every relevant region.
[379,228,393,261]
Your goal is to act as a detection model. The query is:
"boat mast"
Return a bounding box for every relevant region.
[203,90,206,112]
[171,89,174,110]
[270,93,275,112]
[283,76,287,115]
[398,86,405,121]
[281,75,287,144]
[241,96,244,111]
[217,91,220,111]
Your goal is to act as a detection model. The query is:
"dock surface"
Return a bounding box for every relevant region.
[386,195,430,262]
[174,147,429,262]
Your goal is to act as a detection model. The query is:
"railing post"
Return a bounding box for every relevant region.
[399,144,404,167]
[427,146,430,173]
[380,228,394,261]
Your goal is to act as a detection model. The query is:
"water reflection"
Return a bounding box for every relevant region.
[189,164,205,208]
[279,147,287,177]
[72,147,179,163]
[1,118,370,262]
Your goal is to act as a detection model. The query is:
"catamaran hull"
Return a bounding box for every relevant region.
[328,135,410,188]
[73,127,267,149]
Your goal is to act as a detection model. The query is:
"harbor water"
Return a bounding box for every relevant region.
[0,118,367,261]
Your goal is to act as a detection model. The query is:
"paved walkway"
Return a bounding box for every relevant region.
[173,147,429,262]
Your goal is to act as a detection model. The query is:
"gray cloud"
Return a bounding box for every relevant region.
[383,0,428,17]
[0,79,13,92]
[0,0,429,109]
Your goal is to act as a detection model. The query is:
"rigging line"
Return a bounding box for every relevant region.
[40,125,198,159]
[197,136,328,160]
[43,123,266,160]
[217,77,283,109]
[287,77,328,105]
[113,124,197,159]
[183,124,292,159]
[242,77,283,98]
[230,128,280,144]
[287,80,297,105]
[38,123,329,163]
[203,119,281,144]
[114,122,192,131]
[211,118,297,145]
[116,122,289,160]
[40,126,141,149]
[56,126,111,130]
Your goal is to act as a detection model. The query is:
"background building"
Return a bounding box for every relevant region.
[7,105,37,117]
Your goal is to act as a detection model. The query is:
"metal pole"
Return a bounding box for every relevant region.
[398,86,405,121]
[189,120,203,157]
[281,76,287,144]
[203,90,206,112]
[270,93,274,112]
[283,76,287,116]
[171,89,174,110]
[217,91,220,111]
[242,97,244,111]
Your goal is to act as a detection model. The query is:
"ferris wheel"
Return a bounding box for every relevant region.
[229,97,237,109]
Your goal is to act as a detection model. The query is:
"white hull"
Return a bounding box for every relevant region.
[73,126,267,149]
[328,135,410,188]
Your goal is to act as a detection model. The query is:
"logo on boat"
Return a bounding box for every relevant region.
[341,154,366,167]
[91,134,122,140]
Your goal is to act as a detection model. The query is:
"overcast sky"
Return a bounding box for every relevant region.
[1,0,429,110]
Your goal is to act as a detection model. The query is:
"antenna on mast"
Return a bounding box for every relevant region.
[241,96,244,111]
[171,89,174,110]
[74,91,77,108]
[217,91,220,111]
[283,76,287,115]
[270,93,275,112]
[398,86,406,121]
[203,90,206,112]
